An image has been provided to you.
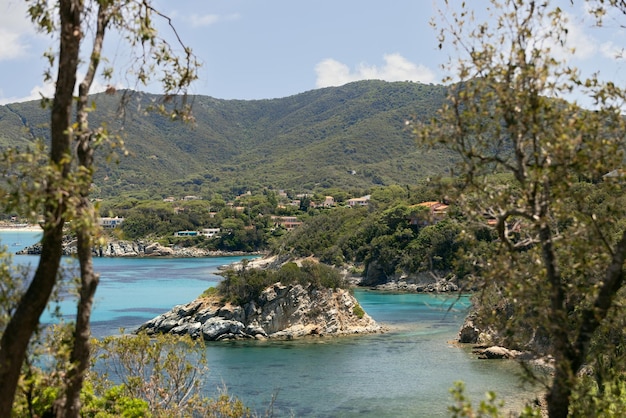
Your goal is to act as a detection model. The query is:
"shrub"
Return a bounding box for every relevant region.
[201,286,219,298]
[92,332,251,417]
[352,304,365,319]
[217,261,347,305]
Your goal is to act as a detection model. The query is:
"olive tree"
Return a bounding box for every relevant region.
[0,1,198,416]
[418,1,626,417]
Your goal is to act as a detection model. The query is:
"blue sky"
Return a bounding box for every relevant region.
[1,0,625,104]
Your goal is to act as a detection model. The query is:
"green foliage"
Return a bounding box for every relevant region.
[92,332,251,417]
[1,81,453,199]
[9,323,252,417]
[405,219,466,273]
[352,303,365,319]
[13,367,60,417]
[11,318,76,416]
[448,381,503,418]
[217,260,347,305]
[369,185,409,209]
[423,1,626,416]
[570,374,626,417]
[274,192,474,285]
[201,286,219,298]
[1,0,200,414]
[274,206,370,264]
[81,383,150,418]
[110,196,273,251]
[204,392,252,418]
[448,381,542,418]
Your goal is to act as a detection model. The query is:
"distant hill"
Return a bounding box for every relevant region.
[0,80,455,199]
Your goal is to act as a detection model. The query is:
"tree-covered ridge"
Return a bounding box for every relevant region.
[0,80,451,199]
[265,183,475,285]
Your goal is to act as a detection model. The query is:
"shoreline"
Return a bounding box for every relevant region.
[0,225,42,232]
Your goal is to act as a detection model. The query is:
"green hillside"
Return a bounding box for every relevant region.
[0,80,454,199]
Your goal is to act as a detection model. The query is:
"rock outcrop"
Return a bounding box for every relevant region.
[473,345,524,360]
[137,282,383,341]
[458,310,553,369]
[458,313,493,345]
[371,271,459,293]
[17,237,259,258]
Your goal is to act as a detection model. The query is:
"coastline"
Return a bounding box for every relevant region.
[0,224,42,232]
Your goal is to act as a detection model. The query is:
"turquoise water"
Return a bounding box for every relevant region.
[1,230,240,336]
[2,231,537,417]
[200,292,534,417]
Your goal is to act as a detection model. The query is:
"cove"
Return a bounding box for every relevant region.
[2,231,537,416]
[199,291,535,417]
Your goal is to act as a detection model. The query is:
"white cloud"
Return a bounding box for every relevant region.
[189,14,220,28]
[0,29,29,61]
[0,1,36,61]
[314,59,353,88]
[0,74,115,105]
[563,14,596,60]
[315,53,436,88]
[530,11,597,63]
[188,13,240,28]
[600,41,625,61]
[0,82,53,105]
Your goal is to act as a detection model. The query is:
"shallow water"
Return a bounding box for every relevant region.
[198,292,535,417]
[3,231,538,416]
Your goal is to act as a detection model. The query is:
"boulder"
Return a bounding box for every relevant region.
[476,346,523,360]
[458,317,480,344]
[144,243,175,256]
[201,318,245,340]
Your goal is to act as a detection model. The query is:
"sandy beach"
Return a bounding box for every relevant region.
[0,224,42,232]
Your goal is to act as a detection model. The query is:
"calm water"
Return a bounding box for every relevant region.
[3,231,537,417]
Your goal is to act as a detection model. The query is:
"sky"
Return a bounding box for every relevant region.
[1,0,625,105]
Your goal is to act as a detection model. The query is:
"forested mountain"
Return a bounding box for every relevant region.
[0,80,453,199]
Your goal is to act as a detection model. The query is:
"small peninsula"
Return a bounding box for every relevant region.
[137,258,383,340]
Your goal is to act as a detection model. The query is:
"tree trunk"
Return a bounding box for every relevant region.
[0,0,80,414]
[57,4,107,415]
[59,222,99,418]
[547,361,574,418]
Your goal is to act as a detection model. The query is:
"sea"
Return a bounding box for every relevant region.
[2,230,538,417]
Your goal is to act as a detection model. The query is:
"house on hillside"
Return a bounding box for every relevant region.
[201,228,221,237]
[311,196,335,208]
[99,216,124,229]
[347,195,371,207]
[272,216,302,231]
[407,201,449,225]
[175,230,199,237]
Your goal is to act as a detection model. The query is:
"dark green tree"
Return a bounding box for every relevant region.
[0,1,198,415]
[420,1,626,416]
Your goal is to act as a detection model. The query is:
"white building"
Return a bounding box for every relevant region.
[201,228,221,237]
[99,216,124,229]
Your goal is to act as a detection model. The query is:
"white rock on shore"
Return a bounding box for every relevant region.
[17,238,261,258]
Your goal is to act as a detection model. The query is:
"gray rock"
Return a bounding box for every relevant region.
[459,319,480,344]
[136,282,383,341]
[196,307,219,323]
[201,318,245,340]
[476,346,523,359]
